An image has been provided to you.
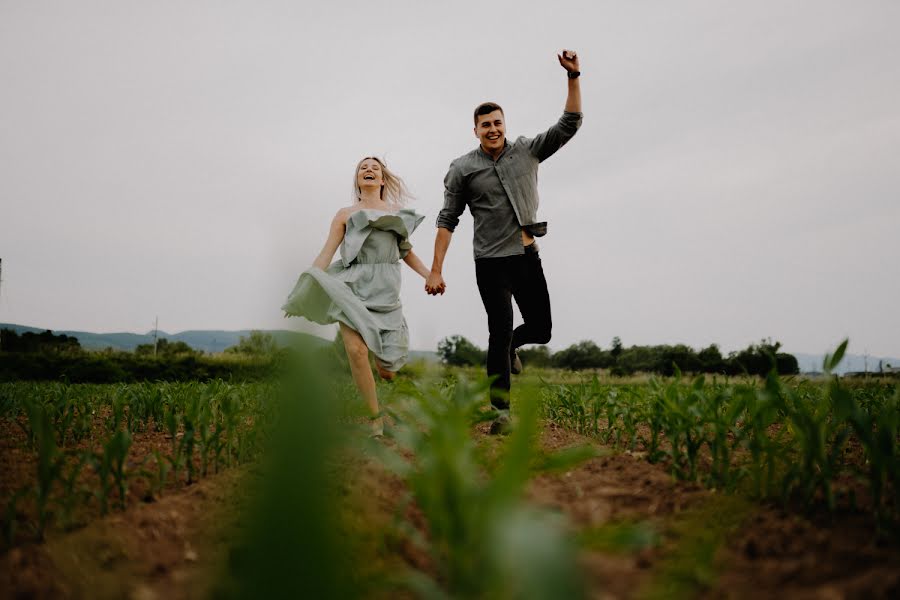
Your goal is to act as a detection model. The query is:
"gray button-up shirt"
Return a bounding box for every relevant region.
[436,111,583,259]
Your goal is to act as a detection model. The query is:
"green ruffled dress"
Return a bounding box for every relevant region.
[282,208,425,372]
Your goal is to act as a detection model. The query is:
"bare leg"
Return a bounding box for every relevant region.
[339,323,382,434]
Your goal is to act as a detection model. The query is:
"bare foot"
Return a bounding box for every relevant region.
[370,416,384,437]
[375,360,395,381]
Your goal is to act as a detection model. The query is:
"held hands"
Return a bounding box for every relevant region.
[425,271,446,296]
[558,49,580,73]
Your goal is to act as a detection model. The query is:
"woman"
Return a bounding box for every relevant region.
[282,157,429,436]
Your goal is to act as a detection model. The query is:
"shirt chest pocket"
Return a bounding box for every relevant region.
[499,153,537,183]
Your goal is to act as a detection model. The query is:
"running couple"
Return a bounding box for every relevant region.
[282,49,583,436]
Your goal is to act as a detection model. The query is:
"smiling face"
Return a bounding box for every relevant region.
[474,109,506,155]
[356,157,385,197]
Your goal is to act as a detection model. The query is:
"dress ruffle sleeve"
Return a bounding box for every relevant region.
[340,209,425,266]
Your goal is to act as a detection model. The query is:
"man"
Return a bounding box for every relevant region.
[425,49,583,433]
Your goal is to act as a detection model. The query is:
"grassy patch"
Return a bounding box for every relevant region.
[640,493,752,600]
[578,520,661,554]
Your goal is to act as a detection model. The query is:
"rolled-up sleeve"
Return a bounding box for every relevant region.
[436,160,467,231]
[527,111,583,163]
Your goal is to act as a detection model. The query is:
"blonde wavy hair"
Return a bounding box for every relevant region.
[352,156,413,207]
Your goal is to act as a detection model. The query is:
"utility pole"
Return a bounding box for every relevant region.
[153,316,159,357]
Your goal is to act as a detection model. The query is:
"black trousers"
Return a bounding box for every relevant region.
[474,244,551,410]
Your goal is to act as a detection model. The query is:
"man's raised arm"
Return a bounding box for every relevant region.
[528,50,583,163]
[559,49,581,113]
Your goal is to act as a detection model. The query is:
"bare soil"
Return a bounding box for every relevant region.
[1,467,247,600]
[528,423,900,599]
[2,417,899,599]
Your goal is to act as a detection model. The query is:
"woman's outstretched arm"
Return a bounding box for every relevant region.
[312,209,348,270]
[402,249,431,280]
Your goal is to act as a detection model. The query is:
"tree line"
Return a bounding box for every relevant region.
[1,328,280,358]
[0,328,285,383]
[0,329,81,353]
[437,335,800,376]
[2,328,801,381]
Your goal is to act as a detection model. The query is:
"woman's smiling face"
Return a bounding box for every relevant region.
[357,158,385,193]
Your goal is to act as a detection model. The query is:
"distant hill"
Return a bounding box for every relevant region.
[409,350,440,363]
[0,322,442,361]
[9,323,892,372]
[0,323,329,354]
[793,352,900,376]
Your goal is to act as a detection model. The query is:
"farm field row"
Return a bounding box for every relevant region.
[1,355,898,598]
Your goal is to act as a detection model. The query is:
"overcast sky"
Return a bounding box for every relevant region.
[1,1,898,357]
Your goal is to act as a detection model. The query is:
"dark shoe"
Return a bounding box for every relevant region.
[510,348,523,375]
[489,410,512,435]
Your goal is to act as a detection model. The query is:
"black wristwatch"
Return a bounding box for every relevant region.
[567,70,581,79]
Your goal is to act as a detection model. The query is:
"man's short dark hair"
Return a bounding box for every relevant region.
[473,102,504,125]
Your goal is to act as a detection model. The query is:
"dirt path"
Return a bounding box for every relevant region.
[521,422,900,599]
[3,420,899,599]
[1,468,248,600]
